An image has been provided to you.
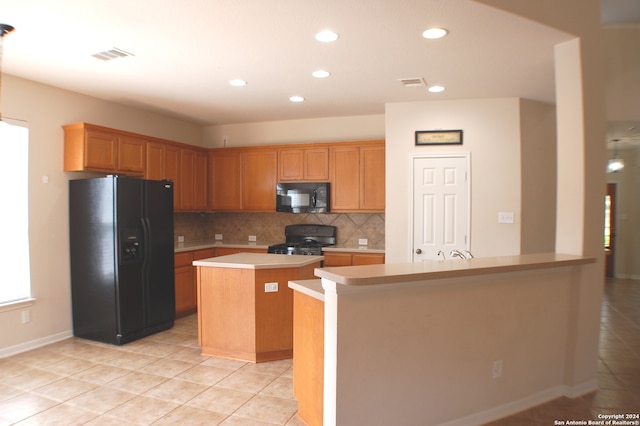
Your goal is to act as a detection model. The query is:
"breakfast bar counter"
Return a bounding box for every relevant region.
[193,253,322,362]
[289,252,598,426]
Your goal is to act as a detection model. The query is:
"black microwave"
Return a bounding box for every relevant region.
[276,182,330,213]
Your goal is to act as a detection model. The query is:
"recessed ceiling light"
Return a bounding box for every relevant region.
[428,85,445,93]
[289,96,305,103]
[315,30,339,42]
[229,79,247,87]
[312,70,331,78]
[422,28,448,39]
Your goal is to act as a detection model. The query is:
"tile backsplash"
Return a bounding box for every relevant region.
[174,212,385,247]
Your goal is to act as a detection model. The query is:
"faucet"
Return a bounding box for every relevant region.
[450,249,466,259]
[464,250,474,259]
[436,250,446,260]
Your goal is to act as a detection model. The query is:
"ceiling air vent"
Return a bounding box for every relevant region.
[399,77,426,87]
[92,47,134,61]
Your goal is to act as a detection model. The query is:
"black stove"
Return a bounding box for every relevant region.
[267,224,336,256]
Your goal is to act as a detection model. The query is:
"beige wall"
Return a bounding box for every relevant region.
[385,98,527,262]
[520,99,557,254]
[604,25,640,120]
[0,75,203,355]
[202,114,385,148]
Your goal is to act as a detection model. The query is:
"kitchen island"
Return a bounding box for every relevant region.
[289,253,598,426]
[193,253,323,362]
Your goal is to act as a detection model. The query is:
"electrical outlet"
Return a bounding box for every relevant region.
[178,235,185,243]
[22,309,31,324]
[215,234,223,240]
[358,238,368,246]
[248,235,257,242]
[265,282,278,293]
[498,212,515,224]
[493,360,503,378]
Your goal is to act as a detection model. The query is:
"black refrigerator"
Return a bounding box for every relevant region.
[69,176,175,345]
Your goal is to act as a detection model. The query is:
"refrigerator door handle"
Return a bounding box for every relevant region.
[141,217,152,267]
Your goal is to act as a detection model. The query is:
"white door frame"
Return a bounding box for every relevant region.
[409,153,471,262]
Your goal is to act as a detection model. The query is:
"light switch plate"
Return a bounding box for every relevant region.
[248,235,257,242]
[178,235,185,243]
[358,238,368,246]
[498,212,515,224]
[265,282,278,292]
[215,234,223,240]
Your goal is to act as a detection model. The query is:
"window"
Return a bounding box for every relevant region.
[0,119,31,305]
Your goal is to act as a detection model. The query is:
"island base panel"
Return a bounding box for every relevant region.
[293,290,324,426]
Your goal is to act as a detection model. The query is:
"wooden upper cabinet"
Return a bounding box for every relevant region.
[277,147,329,182]
[208,149,242,211]
[63,123,145,175]
[179,147,208,211]
[330,145,361,211]
[117,136,146,173]
[330,141,385,212]
[146,141,181,209]
[242,149,277,211]
[360,144,385,211]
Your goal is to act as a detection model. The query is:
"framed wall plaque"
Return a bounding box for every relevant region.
[415,130,463,146]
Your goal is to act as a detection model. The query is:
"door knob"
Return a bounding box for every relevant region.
[415,248,422,254]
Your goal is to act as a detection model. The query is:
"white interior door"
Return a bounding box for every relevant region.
[413,155,469,262]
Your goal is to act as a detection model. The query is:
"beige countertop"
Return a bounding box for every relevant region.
[175,241,386,254]
[174,240,271,253]
[193,252,324,269]
[322,245,385,254]
[288,279,325,301]
[314,253,595,286]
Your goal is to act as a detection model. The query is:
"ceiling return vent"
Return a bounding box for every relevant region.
[398,77,426,87]
[92,47,134,61]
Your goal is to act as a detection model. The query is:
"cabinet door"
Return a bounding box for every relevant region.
[360,144,385,211]
[193,150,208,211]
[179,149,196,210]
[174,252,195,317]
[304,148,329,180]
[84,130,118,171]
[278,149,305,181]
[118,136,145,173]
[145,142,165,180]
[352,253,385,265]
[242,149,277,211]
[330,146,360,211]
[323,252,353,267]
[165,145,180,210]
[209,150,242,211]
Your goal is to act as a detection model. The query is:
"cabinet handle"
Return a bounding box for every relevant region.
[415,248,422,254]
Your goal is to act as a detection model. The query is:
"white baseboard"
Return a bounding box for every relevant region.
[613,274,640,280]
[0,330,73,358]
[439,381,599,426]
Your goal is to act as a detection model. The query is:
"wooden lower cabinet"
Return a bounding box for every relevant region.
[174,247,267,317]
[323,251,385,267]
[197,261,320,362]
[174,248,215,318]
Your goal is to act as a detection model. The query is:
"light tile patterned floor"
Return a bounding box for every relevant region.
[0,278,638,425]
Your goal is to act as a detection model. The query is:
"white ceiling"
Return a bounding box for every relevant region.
[1,0,574,126]
[1,0,638,138]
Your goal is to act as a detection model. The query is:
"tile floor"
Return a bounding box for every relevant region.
[0,278,638,425]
